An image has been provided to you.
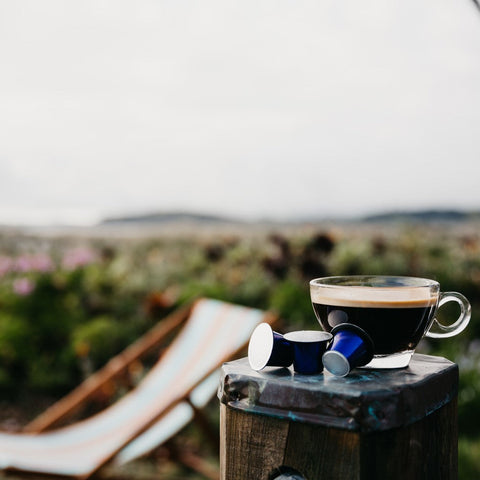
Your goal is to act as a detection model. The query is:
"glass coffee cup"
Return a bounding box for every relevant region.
[310,275,471,368]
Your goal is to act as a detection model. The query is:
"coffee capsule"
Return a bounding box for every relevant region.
[322,323,374,377]
[283,330,333,375]
[248,323,294,370]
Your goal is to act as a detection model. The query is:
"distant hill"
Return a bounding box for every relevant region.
[101,211,245,225]
[362,209,480,223]
[99,208,480,227]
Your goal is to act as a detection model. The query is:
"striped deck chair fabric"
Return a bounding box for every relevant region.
[114,369,220,465]
[0,299,272,479]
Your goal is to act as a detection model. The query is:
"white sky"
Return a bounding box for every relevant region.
[0,0,480,225]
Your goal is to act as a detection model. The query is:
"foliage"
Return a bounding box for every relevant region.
[0,223,479,477]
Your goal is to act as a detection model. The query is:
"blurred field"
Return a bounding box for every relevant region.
[0,220,479,479]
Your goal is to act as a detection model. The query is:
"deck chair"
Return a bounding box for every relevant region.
[0,298,277,479]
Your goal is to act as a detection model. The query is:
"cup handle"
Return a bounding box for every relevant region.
[426,291,471,339]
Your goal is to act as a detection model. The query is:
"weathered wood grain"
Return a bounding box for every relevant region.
[220,404,289,480]
[219,355,458,480]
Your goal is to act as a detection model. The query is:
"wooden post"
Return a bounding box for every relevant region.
[218,354,458,480]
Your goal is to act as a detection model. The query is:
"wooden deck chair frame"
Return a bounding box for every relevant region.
[0,298,278,480]
[23,302,194,434]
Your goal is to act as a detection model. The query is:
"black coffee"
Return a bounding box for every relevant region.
[312,300,436,355]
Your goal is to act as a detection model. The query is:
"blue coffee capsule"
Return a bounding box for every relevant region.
[322,323,374,377]
[248,323,294,370]
[283,330,333,375]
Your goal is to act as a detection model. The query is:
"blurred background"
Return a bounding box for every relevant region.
[0,0,480,478]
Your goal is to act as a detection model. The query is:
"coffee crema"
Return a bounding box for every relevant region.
[312,288,438,355]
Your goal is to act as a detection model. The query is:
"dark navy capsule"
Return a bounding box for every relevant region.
[322,323,374,377]
[283,330,332,375]
[248,323,294,370]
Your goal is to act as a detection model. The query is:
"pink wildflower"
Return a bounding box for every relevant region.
[30,254,54,272]
[13,277,35,296]
[62,247,97,270]
[13,254,54,273]
[15,256,32,273]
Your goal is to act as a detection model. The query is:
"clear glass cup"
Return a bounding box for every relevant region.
[310,275,471,368]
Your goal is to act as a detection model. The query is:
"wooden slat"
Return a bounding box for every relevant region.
[24,303,192,433]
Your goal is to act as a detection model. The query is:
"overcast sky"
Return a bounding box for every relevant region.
[0,0,479,225]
